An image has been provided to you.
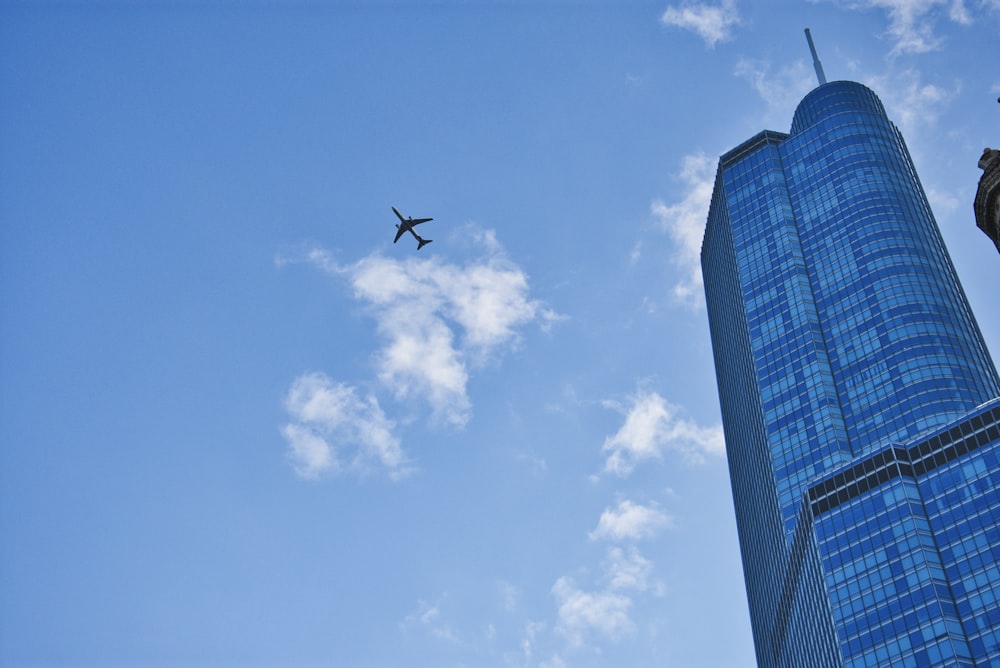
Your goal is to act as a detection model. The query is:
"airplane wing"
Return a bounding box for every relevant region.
[410,217,432,225]
[394,225,406,243]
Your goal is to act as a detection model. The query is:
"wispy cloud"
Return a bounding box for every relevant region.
[863,67,959,135]
[278,230,557,480]
[538,654,568,668]
[551,489,671,650]
[318,240,557,427]
[552,545,660,648]
[827,0,975,55]
[924,184,962,218]
[400,596,462,645]
[552,576,634,647]
[651,152,716,308]
[731,13,961,137]
[601,389,724,476]
[660,0,740,48]
[515,450,548,477]
[498,580,519,613]
[511,620,550,667]
[282,372,407,480]
[734,57,816,125]
[589,500,673,542]
[280,230,558,442]
[604,546,656,593]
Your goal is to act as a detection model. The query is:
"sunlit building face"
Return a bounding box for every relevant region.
[703,80,1000,668]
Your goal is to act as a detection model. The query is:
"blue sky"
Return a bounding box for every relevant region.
[2,1,998,666]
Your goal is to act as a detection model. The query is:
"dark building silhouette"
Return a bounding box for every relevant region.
[975,147,1000,254]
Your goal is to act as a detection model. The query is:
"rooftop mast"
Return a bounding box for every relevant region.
[804,28,827,86]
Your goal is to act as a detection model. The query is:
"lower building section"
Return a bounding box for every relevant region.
[770,399,1000,667]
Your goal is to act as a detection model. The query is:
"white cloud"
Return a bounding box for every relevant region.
[829,0,976,55]
[282,372,408,480]
[651,152,716,307]
[371,305,471,427]
[281,423,335,479]
[289,230,558,431]
[601,390,724,475]
[949,0,972,22]
[552,576,634,648]
[660,0,740,48]
[589,500,673,542]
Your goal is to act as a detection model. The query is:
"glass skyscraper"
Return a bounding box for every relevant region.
[702,80,1000,667]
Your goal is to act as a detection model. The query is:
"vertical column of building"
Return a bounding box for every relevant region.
[709,131,856,541]
[704,131,848,666]
[703,170,788,668]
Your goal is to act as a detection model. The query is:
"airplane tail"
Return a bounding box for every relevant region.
[417,237,432,250]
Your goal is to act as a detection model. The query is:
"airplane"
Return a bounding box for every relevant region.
[392,206,433,250]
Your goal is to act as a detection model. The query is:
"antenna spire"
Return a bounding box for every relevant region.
[804,28,827,86]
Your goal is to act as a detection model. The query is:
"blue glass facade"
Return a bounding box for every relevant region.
[702,81,1000,667]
